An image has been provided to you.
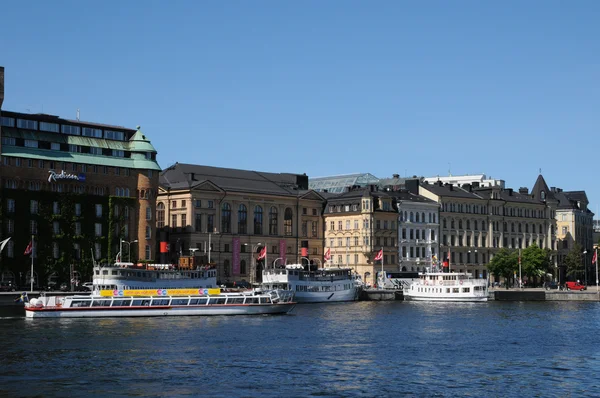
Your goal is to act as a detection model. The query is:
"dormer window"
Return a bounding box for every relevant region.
[541,191,546,201]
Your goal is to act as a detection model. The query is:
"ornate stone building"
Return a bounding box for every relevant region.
[419,175,558,282]
[157,163,325,285]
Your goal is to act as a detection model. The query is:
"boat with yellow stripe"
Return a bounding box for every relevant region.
[24,288,296,318]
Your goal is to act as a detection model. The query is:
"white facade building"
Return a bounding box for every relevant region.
[396,192,440,273]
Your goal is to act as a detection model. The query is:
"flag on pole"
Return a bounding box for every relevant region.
[324,248,331,261]
[592,250,597,265]
[24,241,33,256]
[257,246,267,260]
[374,249,383,261]
[116,251,121,263]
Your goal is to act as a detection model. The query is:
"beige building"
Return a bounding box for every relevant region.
[419,175,558,282]
[553,189,594,282]
[323,186,399,286]
[157,163,325,285]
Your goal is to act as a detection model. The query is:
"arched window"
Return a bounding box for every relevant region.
[525,224,529,233]
[481,220,485,231]
[146,206,152,221]
[269,207,278,235]
[238,204,247,234]
[145,244,151,260]
[416,213,420,223]
[410,212,414,222]
[466,220,470,229]
[254,206,263,235]
[221,203,231,233]
[451,219,455,229]
[284,208,293,236]
[240,260,247,275]
[422,213,425,223]
[157,202,165,228]
[458,220,463,229]
[443,218,447,228]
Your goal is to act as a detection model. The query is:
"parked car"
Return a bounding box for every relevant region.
[544,281,559,290]
[565,281,587,291]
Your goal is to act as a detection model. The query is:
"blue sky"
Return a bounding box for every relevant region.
[1,1,599,212]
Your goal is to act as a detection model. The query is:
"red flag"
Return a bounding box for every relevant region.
[324,248,331,261]
[257,246,266,260]
[24,241,33,256]
[374,249,383,261]
[592,250,597,265]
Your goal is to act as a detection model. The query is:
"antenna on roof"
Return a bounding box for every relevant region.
[539,168,542,175]
[76,109,80,121]
[448,162,452,177]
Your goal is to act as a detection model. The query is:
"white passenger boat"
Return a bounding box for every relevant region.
[92,262,217,291]
[23,288,296,318]
[262,264,360,303]
[403,272,488,302]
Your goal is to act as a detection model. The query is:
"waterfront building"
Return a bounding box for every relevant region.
[553,188,594,281]
[157,163,325,285]
[418,175,558,282]
[397,180,440,272]
[323,185,400,285]
[0,66,160,287]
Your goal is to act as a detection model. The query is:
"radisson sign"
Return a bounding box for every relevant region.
[48,170,86,183]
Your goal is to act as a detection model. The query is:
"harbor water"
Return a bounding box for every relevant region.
[1,301,600,397]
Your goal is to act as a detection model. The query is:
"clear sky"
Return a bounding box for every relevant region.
[1,1,598,212]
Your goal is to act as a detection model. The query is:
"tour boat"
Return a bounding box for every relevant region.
[92,262,217,291]
[261,264,360,303]
[23,288,296,318]
[403,272,488,302]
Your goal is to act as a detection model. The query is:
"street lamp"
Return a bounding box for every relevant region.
[120,239,138,263]
[583,250,588,286]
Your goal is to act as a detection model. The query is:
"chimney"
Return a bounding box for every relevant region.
[550,187,556,193]
[448,184,454,191]
[519,187,529,195]
[405,179,419,195]
[507,188,513,196]
[0,66,4,110]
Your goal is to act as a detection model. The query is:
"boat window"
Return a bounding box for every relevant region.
[132,300,145,306]
[259,297,271,304]
[111,270,118,275]
[446,288,450,293]
[462,288,470,293]
[112,300,131,307]
[71,300,91,307]
[172,299,189,305]
[92,300,112,307]
[95,270,100,275]
[119,271,125,276]
[210,298,226,305]
[248,297,260,304]
[230,298,245,304]
[102,270,108,275]
[452,288,459,293]
[151,299,169,306]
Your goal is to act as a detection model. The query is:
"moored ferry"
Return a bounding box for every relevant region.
[24,288,296,318]
[262,264,360,303]
[92,262,217,291]
[403,272,488,302]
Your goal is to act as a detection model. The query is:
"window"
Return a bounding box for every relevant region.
[75,203,81,216]
[6,199,15,213]
[6,219,14,234]
[1,137,15,146]
[240,260,247,275]
[145,245,151,260]
[30,200,38,214]
[62,125,81,135]
[207,215,214,233]
[269,207,278,235]
[146,206,152,221]
[95,223,102,237]
[156,202,165,228]
[112,150,125,157]
[302,221,308,237]
[53,242,60,259]
[284,208,293,236]
[339,221,343,230]
[195,213,202,232]
[30,220,37,234]
[1,116,15,127]
[95,204,102,218]
[75,222,82,235]
[104,130,125,141]
[207,200,214,209]
[53,202,60,215]
[82,127,103,138]
[145,226,151,239]
[17,119,38,130]
[95,243,102,260]
[194,200,201,208]
[40,122,60,132]
[89,147,103,155]
[238,204,247,234]
[221,203,231,233]
[53,222,60,235]
[181,214,186,227]
[254,206,263,235]
[24,140,38,148]
[311,221,318,238]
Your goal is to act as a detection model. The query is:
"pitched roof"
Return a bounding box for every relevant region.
[159,163,313,198]
[420,181,483,199]
[531,174,555,202]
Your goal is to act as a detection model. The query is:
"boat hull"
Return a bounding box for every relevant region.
[294,287,359,303]
[25,303,296,318]
[403,294,487,302]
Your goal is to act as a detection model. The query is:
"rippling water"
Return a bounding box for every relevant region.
[1,301,600,397]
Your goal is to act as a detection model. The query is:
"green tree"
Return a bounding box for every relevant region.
[521,244,551,280]
[564,243,584,282]
[487,248,518,285]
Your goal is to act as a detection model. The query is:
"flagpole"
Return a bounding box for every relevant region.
[30,235,34,292]
[595,248,598,300]
[519,249,522,289]
[381,246,384,276]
